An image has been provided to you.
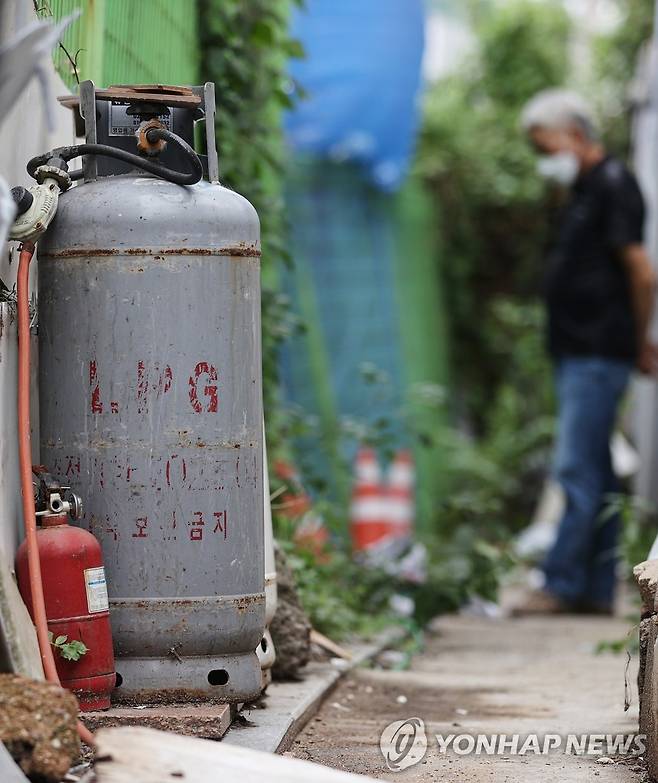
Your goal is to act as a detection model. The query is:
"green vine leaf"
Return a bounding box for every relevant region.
[49,632,89,662]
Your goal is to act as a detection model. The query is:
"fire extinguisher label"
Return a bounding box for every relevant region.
[84,567,110,614]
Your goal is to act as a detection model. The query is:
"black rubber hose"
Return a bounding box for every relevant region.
[145,126,198,161]
[27,131,203,186]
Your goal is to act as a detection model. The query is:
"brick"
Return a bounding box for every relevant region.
[634,560,658,615]
[84,703,234,740]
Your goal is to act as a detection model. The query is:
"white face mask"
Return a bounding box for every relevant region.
[536,152,580,186]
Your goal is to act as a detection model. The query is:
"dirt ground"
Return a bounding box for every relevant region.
[288,612,646,782]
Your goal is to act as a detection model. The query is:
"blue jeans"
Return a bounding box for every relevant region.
[543,356,632,607]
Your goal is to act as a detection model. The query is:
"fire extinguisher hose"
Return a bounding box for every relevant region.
[17,242,95,747]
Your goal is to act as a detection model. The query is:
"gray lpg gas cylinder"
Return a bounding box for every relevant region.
[37,173,265,702]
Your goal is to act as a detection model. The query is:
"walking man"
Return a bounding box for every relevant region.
[515,89,657,615]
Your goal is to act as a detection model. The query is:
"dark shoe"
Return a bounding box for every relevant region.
[510,589,574,617]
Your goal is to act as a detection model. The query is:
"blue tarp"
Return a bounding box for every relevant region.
[285,0,425,191]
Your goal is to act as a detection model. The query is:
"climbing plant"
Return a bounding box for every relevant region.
[594,0,655,155]
[416,1,655,534]
[417,1,569,436]
[414,1,570,531]
[198,0,304,457]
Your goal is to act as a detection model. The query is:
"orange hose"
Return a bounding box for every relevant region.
[17,242,95,747]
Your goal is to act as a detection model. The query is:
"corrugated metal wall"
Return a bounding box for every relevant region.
[632,3,658,526]
[47,0,199,87]
[0,0,76,565]
[0,0,199,566]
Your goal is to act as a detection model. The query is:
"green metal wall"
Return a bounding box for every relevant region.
[47,0,199,88]
[392,176,450,529]
[281,161,449,534]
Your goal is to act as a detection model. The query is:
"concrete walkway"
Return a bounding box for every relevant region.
[289,613,644,782]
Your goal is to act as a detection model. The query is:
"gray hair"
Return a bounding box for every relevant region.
[521,89,598,139]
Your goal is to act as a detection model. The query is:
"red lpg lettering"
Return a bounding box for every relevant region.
[165,455,187,488]
[64,456,80,478]
[190,510,205,541]
[93,457,105,490]
[188,361,218,413]
[132,517,148,539]
[137,361,173,413]
[91,514,118,542]
[91,359,173,415]
[89,360,103,413]
[137,361,147,413]
[213,511,228,539]
[160,366,173,395]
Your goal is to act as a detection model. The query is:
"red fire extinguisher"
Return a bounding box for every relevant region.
[16,468,116,711]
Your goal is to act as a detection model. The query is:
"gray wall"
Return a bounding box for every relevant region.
[632,9,658,518]
[0,0,74,564]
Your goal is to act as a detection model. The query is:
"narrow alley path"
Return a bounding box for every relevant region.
[289,614,644,782]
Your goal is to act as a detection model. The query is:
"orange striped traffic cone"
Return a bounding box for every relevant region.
[385,449,415,540]
[274,460,329,557]
[274,460,312,518]
[350,447,388,551]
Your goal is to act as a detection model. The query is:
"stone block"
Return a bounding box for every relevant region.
[639,615,658,781]
[634,560,658,615]
[0,673,80,782]
[84,703,234,740]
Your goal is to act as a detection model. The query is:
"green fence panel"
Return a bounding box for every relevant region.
[281,160,450,533]
[47,0,199,88]
[392,175,450,531]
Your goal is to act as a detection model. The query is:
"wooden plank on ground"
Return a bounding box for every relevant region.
[310,629,353,660]
[95,726,383,783]
[0,557,43,679]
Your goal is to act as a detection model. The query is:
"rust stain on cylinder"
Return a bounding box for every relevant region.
[39,246,261,259]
